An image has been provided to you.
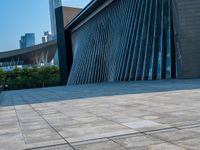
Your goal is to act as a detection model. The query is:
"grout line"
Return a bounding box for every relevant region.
[82,108,140,131]
[70,127,176,145]
[108,138,129,150]
[70,134,140,145]
[176,123,200,130]
[146,132,189,150]
[16,95,76,150]
[28,103,76,150]
[11,96,27,145]
[5,87,200,150]
[24,143,69,150]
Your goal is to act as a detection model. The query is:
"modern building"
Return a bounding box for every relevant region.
[0,40,57,68]
[0,6,81,71]
[19,33,35,49]
[42,31,54,43]
[56,0,200,85]
[49,0,63,39]
[42,37,46,43]
[19,36,26,49]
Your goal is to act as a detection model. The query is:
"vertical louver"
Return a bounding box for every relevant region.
[67,0,176,85]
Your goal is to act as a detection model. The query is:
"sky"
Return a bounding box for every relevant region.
[0,0,91,52]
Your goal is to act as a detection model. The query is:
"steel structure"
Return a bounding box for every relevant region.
[59,0,200,85]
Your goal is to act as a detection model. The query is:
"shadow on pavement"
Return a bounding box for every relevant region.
[1,79,200,107]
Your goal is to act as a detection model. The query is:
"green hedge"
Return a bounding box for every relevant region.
[0,66,61,90]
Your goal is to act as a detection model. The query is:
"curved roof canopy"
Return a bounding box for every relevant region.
[0,40,57,64]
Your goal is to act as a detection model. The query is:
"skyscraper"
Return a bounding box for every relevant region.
[19,33,35,49]
[19,36,26,49]
[49,0,63,39]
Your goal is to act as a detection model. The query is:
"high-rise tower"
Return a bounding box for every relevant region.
[49,0,63,39]
[19,33,35,49]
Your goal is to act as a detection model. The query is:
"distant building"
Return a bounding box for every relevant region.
[49,0,63,39]
[1,40,57,69]
[19,36,26,49]
[20,33,35,49]
[1,6,81,71]
[42,31,54,43]
[42,37,46,44]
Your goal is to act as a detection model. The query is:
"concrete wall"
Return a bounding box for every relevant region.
[173,0,200,78]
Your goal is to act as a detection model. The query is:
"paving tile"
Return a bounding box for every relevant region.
[0,132,26,150]
[111,134,163,148]
[71,138,109,146]
[175,137,200,149]
[25,140,67,150]
[74,140,126,150]
[122,120,161,129]
[150,129,200,142]
[22,128,65,144]
[60,121,137,143]
[131,143,186,150]
[1,79,200,149]
[33,144,73,150]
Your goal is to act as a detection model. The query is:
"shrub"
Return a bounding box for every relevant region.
[0,69,5,85]
[0,66,61,90]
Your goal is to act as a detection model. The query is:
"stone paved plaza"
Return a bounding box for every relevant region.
[1,79,200,150]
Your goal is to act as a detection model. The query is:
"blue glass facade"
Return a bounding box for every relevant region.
[20,33,35,49]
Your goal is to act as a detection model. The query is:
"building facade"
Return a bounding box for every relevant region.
[1,6,81,74]
[20,33,35,49]
[59,0,200,85]
[42,31,54,43]
[1,40,57,68]
[49,0,63,39]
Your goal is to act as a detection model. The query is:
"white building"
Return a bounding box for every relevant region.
[42,31,54,43]
[49,0,63,39]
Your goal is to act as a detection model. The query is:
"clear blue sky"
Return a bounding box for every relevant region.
[0,0,91,52]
